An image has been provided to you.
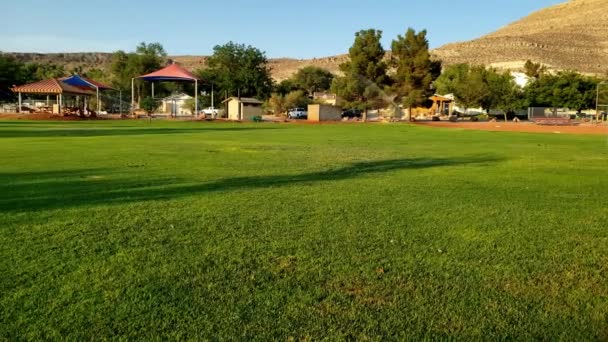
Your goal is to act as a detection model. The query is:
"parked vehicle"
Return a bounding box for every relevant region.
[341,108,362,119]
[200,107,219,117]
[288,108,307,119]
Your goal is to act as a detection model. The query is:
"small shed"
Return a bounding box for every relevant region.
[161,93,193,116]
[308,104,342,122]
[222,97,263,121]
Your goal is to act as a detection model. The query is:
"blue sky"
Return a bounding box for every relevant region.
[2,0,564,58]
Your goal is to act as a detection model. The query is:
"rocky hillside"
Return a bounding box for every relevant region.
[433,0,608,74]
[4,0,607,79]
[2,52,347,82]
[171,54,348,81]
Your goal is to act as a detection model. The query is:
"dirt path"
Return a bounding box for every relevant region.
[414,121,608,136]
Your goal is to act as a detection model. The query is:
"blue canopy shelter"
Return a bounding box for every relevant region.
[61,75,113,112]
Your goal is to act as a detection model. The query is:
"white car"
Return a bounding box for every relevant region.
[200,107,219,117]
[288,108,307,119]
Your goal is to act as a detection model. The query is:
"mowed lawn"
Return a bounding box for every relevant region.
[1,120,607,339]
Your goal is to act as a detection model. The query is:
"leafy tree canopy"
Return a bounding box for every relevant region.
[198,42,274,100]
[291,66,334,95]
[0,55,66,98]
[524,71,598,111]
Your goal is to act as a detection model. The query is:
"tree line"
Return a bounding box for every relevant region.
[435,61,602,119]
[2,30,606,116]
[0,56,67,99]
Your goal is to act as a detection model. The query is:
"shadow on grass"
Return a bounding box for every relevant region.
[0,156,502,213]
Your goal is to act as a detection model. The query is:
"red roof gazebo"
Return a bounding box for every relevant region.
[11,77,107,114]
[133,63,200,116]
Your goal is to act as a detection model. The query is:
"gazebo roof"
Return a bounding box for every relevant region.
[12,79,96,96]
[222,97,263,104]
[430,94,454,102]
[138,63,199,82]
[61,75,114,90]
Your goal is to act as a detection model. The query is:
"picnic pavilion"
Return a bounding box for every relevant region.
[11,75,113,115]
[133,63,200,116]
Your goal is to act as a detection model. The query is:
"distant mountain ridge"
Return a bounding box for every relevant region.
[3,0,607,81]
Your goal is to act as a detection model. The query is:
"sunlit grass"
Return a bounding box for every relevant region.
[1,120,607,339]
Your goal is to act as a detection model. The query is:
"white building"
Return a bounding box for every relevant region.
[512,72,531,88]
[160,93,193,116]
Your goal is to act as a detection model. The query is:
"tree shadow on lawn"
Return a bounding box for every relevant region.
[0,126,282,138]
[0,155,503,213]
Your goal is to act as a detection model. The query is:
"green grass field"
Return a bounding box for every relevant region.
[1,120,607,339]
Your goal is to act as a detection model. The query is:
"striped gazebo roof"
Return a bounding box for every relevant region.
[12,79,96,96]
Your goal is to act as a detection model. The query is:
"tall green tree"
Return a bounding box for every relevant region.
[436,64,527,118]
[480,68,523,120]
[198,42,274,100]
[331,29,389,113]
[109,42,167,105]
[275,79,298,96]
[435,64,489,113]
[135,42,167,74]
[0,55,67,100]
[291,66,334,95]
[524,71,597,112]
[391,28,441,120]
[0,55,24,95]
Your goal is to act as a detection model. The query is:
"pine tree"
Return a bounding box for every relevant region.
[391,28,441,120]
[331,29,389,114]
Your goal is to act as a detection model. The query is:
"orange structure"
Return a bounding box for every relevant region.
[429,95,454,116]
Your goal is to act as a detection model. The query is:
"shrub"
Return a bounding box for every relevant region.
[140,97,158,115]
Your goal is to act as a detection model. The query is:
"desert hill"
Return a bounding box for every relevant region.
[433,0,608,73]
[1,52,347,82]
[3,0,607,81]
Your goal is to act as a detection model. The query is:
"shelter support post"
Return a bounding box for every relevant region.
[131,78,135,115]
[46,95,49,106]
[195,80,199,117]
[59,94,63,115]
[97,87,100,114]
[18,92,22,113]
[152,82,155,99]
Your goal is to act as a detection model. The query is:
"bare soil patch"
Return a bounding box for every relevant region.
[415,121,608,136]
[0,113,121,121]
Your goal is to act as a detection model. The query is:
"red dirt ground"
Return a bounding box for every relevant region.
[0,113,119,121]
[1,113,607,136]
[414,121,608,136]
